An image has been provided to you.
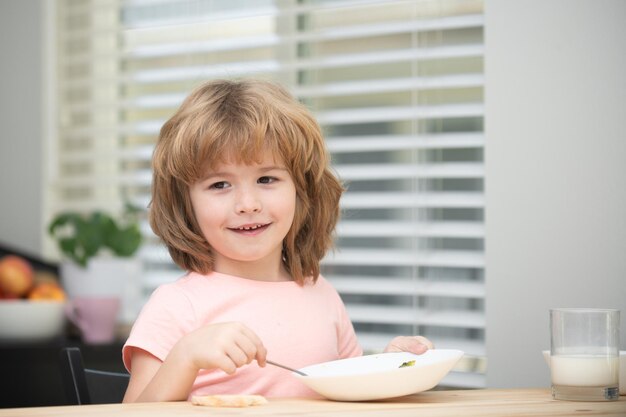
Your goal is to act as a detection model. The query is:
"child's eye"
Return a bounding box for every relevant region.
[258,176,277,184]
[209,181,230,190]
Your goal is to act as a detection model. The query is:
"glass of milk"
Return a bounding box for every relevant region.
[550,308,620,401]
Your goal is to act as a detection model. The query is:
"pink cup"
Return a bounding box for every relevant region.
[65,297,120,344]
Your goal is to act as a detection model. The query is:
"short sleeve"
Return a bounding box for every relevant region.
[122,283,198,372]
[319,279,362,359]
[336,300,363,358]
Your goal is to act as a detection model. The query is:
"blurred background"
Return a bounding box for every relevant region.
[0,0,624,406]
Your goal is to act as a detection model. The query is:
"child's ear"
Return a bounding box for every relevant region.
[281,246,287,262]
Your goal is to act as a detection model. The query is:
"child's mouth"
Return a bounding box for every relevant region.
[229,223,270,234]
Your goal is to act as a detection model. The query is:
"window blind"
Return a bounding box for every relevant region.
[50,0,485,388]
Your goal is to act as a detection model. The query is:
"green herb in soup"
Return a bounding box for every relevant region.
[399,360,416,368]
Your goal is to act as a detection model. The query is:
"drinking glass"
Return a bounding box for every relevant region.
[550,308,620,401]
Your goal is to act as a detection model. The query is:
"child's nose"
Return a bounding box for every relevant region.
[235,189,261,213]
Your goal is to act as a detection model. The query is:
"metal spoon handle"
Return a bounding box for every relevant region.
[266,360,307,376]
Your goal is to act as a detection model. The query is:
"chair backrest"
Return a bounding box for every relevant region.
[60,347,130,405]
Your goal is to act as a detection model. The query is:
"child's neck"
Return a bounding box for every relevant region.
[213,258,292,282]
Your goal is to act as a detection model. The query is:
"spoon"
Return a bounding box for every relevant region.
[266,360,308,376]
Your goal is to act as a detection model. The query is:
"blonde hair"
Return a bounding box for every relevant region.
[149,79,343,284]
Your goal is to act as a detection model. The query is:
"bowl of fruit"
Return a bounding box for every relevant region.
[0,255,67,343]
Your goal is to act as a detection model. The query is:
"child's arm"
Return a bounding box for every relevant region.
[383,335,434,354]
[123,322,267,402]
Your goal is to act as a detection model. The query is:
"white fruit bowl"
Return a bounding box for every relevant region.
[0,300,66,342]
[295,350,463,401]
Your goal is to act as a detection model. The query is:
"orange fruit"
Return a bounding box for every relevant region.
[28,282,66,301]
[0,255,34,297]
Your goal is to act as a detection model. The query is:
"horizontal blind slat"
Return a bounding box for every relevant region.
[60,44,483,88]
[340,192,484,209]
[328,276,485,298]
[294,74,484,98]
[324,249,485,268]
[326,133,484,153]
[357,333,485,356]
[442,372,485,389]
[336,221,484,238]
[317,104,484,125]
[54,171,152,187]
[335,163,484,180]
[63,73,483,112]
[346,305,486,328]
[121,17,483,60]
[59,102,483,137]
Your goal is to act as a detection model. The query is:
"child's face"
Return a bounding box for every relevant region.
[189,151,296,279]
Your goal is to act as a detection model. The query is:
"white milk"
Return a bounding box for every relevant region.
[551,355,619,387]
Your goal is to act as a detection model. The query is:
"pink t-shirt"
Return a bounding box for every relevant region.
[122,271,362,398]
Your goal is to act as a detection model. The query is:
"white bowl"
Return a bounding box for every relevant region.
[0,300,66,342]
[295,350,463,401]
[542,349,626,395]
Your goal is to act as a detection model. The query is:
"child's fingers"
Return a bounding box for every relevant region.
[193,322,267,372]
[240,325,265,347]
[407,340,428,354]
[239,325,267,366]
[234,334,262,364]
[412,335,434,350]
[223,324,267,370]
[255,343,268,367]
[214,354,238,375]
[384,336,434,354]
[224,346,251,368]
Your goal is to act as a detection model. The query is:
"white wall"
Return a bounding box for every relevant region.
[0,0,44,257]
[485,0,626,388]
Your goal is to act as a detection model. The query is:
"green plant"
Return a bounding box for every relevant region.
[48,204,143,267]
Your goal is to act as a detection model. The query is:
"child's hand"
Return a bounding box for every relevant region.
[383,336,434,355]
[175,322,267,375]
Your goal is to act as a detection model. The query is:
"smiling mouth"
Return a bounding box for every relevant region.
[229,223,270,232]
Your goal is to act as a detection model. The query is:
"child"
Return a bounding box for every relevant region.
[122,79,433,402]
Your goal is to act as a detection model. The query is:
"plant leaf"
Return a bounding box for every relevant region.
[107,225,142,257]
[48,209,142,265]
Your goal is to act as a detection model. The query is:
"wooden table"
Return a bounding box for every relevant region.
[1,389,624,417]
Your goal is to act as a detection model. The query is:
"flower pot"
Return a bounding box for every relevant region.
[60,257,142,325]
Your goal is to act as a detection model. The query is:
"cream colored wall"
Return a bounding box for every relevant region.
[485,0,626,387]
[0,0,44,257]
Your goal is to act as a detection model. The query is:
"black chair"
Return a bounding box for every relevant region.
[59,347,130,405]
